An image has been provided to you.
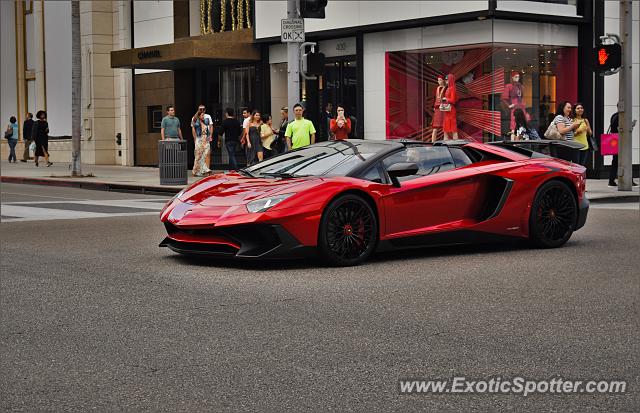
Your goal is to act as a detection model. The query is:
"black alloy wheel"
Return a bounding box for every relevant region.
[319,194,378,266]
[529,180,578,248]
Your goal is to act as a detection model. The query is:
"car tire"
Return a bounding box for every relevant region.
[529,180,577,248]
[318,194,378,266]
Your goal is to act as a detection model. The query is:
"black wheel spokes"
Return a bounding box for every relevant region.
[327,201,373,259]
[537,188,576,241]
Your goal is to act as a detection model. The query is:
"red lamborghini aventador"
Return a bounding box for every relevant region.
[160,139,589,266]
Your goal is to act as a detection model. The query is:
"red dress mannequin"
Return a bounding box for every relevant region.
[431,76,446,142]
[442,73,458,140]
[501,70,525,131]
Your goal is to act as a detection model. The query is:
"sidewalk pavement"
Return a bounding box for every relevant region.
[1,159,638,202]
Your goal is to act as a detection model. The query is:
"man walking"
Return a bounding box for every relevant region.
[220,107,242,170]
[161,105,183,141]
[20,112,34,162]
[285,103,316,151]
[239,108,251,145]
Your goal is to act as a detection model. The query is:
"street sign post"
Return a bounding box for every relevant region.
[281,18,305,42]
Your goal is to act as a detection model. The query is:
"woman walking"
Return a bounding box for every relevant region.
[245,110,263,166]
[33,110,52,167]
[191,111,211,176]
[5,116,19,162]
[572,102,593,166]
[260,114,276,159]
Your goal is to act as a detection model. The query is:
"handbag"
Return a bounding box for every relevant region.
[544,121,563,140]
[600,133,618,155]
[29,141,36,152]
[439,103,451,112]
[3,128,12,139]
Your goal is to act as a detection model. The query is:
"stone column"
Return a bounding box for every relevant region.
[32,0,46,112]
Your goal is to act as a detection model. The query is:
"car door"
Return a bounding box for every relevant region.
[380,146,485,239]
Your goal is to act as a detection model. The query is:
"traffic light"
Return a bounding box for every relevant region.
[302,51,325,76]
[300,0,328,19]
[593,43,621,73]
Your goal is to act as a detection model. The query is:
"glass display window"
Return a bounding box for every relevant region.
[385,44,577,142]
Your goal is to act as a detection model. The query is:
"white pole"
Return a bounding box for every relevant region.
[618,0,633,191]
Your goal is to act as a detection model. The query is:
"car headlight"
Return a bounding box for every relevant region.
[246,193,295,213]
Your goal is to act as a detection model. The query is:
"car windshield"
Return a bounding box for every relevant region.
[245,141,389,178]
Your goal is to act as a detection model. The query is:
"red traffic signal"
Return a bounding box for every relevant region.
[593,43,621,72]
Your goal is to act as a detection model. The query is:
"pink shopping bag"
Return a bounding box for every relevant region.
[600,133,618,155]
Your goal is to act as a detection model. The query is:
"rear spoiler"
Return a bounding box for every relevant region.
[489,140,586,162]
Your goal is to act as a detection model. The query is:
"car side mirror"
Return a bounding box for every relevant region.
[386,162,418,187]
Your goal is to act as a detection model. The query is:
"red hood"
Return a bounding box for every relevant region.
[181,174,322,207]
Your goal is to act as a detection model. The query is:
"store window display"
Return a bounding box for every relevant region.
[385,45,577,142]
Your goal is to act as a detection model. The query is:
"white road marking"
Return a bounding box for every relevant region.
[0,198,166,223]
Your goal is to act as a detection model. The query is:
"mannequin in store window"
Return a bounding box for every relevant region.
[431,75,446,142]
[442,73,458,140]
[501,70,526,131]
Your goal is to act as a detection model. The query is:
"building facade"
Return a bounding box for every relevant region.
[1,1,637,178]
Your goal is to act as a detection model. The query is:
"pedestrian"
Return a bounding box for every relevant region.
[323,102,333,141]
[245,110,263,165]
[510,108,539,141]
[260,114,277,159]
[330,104,351,140]
[552,101,580,141]
[191,111,211,177]
[571,102,592,166]
[239,107,251,146]
[219,107,242,170]
[442,74,458,140]
[20,112,34,162]
[431,75,446,142]
[4,116,19,163]
[272,106,288,153]
[191,104,212,169]
[160,105,183,141]
[285,103,316,151]
[32,110,52,167]
[606,111,638,187]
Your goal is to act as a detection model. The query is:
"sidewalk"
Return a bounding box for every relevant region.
[1,159,638,201]
[0,160,217,194]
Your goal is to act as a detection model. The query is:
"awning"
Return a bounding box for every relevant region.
[110,29,260,70]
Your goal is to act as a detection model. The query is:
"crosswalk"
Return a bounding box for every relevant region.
[0,198,171,222]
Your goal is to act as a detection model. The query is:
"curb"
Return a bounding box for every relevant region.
[588,195,639,204]
[1,176,183,195]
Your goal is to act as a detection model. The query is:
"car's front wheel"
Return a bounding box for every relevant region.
[529,180,577,248]
[318,194,378,266]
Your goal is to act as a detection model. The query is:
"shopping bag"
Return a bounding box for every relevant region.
[600,133,618,155]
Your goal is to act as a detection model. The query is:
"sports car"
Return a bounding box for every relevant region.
[160,139,588,266]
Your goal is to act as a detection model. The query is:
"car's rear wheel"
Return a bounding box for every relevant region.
[529,180,577,248]
[319,194,378,266]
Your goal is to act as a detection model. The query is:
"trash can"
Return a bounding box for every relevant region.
[158,140,187,185]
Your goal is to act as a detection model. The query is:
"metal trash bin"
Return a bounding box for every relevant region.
[158,140,187,185]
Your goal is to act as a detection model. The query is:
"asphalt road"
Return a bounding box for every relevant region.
[1,183,638,411]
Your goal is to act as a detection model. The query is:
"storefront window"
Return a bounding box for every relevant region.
[385,44,577,141]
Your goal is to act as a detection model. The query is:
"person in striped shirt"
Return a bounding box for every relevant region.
[552,101,581,141]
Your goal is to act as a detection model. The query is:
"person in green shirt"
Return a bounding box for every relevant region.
[161,105,183,141]
[284,103,316,150]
